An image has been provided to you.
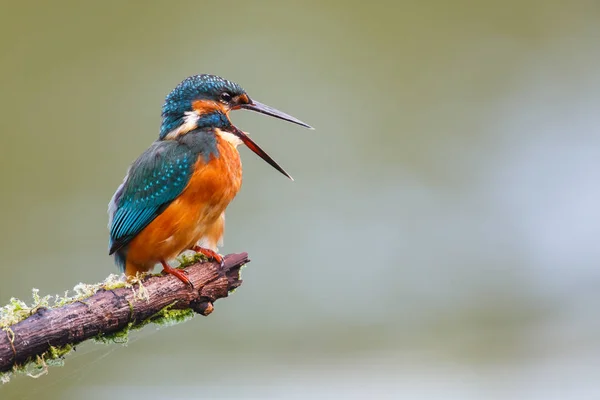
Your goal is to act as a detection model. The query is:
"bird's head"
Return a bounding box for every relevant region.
[159,74,312,179]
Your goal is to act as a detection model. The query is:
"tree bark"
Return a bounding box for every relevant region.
[0,252,248,374]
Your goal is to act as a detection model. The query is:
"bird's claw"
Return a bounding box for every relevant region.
[160,260,194,289]
[191,246,224,266]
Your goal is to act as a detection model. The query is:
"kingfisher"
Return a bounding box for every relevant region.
[108,74,312,286]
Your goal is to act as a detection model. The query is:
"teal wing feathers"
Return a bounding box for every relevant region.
[108,141,196,255]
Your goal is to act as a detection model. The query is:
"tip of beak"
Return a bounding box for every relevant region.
[291,121,313,130]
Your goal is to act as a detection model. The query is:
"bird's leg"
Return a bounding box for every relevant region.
[160,260,193,289]
[191,246,224,266]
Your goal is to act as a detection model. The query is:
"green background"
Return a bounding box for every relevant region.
[1,1,599,399]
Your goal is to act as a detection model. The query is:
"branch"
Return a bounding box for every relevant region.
[0,252,249,378]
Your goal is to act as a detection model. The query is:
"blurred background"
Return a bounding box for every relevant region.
[1,0,599,399]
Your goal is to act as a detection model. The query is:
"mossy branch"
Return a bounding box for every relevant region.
[0,252,248,382]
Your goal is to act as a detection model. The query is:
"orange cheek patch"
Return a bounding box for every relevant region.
[238,94,250,104]
[192,99,228,115]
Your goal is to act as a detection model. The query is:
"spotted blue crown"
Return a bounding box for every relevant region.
[159,74,246,139]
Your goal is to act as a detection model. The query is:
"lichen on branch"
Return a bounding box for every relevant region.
[0,252,248,383]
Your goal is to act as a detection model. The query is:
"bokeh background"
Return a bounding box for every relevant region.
[1,1,599,399]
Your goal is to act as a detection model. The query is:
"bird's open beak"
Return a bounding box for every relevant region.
[233,127,294,180]
[235,99,313,180]
[240,100,314,130]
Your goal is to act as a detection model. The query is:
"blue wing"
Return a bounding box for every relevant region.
[108,140,197,255]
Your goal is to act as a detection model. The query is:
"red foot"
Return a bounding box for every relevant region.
[192,246,224,266]
[160,260,193,289]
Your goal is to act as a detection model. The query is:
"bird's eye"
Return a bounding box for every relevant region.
[220,92,232,102]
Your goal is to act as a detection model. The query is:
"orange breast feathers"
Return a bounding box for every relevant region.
[124,132,243,273]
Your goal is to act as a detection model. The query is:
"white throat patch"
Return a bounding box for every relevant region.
[215,128,243,147]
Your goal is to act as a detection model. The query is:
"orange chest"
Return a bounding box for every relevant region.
[182,135,243,209]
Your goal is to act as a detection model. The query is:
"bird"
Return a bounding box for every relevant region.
[108,74,312,286]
